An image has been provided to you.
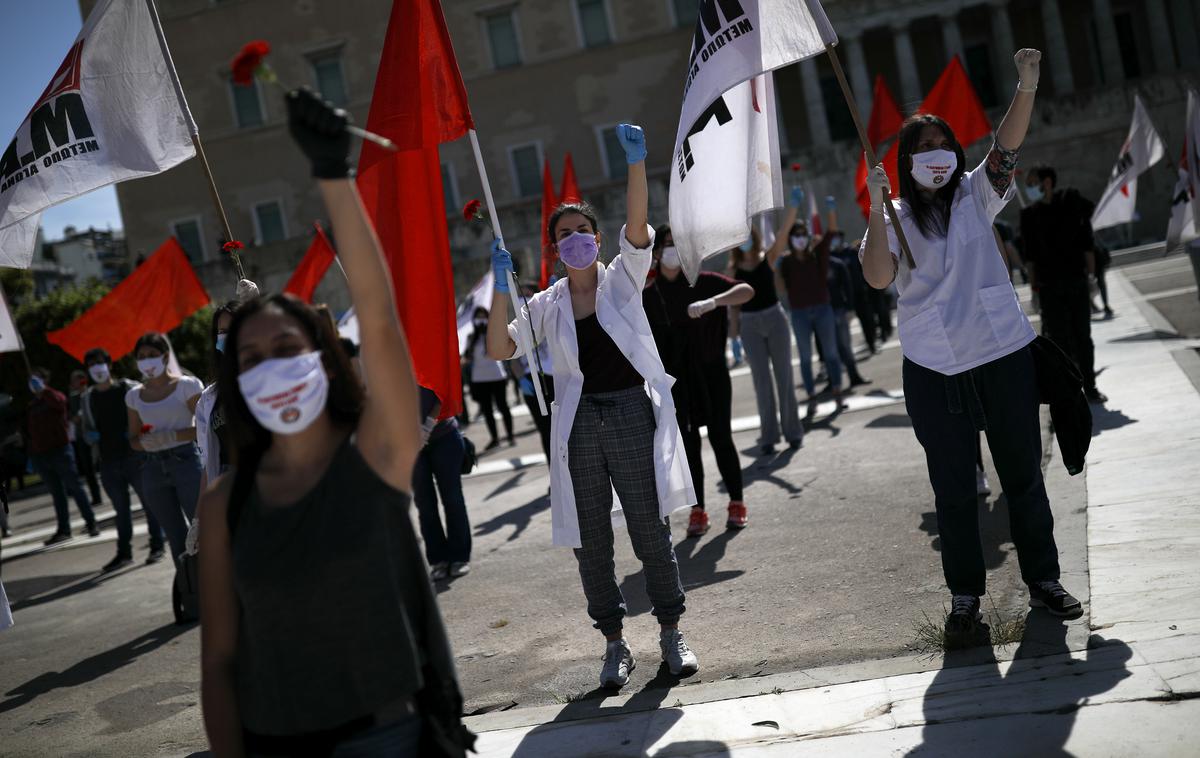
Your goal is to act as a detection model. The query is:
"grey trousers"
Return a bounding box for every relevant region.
[568,387,686,636]
[739,304,803,446]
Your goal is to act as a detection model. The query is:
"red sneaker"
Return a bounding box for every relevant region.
[726,501,748,529]
[686,508,710,538]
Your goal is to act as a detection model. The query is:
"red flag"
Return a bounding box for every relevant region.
[539,159,559,288]
[920,56,992,148]
[47,238,210,363]
[283,223,337,303]
[560,152,582,204]
[356,0,473,418]
[867,75,903,149]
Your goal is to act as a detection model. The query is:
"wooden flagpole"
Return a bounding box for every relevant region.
[824,43,917,269]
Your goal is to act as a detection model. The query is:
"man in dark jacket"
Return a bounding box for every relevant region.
[1020,165,1106,403]
[829,236,870,388]
[26,368,98,545]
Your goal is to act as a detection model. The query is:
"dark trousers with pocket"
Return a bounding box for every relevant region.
[412,430,471,565]
[569,387,686,636]
[903,346,1060,596]
[1039,277,1096,392]
[679,361,743,511]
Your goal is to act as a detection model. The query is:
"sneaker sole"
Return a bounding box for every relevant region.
[666,661,700,677]
[725,521,747,530]
[1029,598,1084,618]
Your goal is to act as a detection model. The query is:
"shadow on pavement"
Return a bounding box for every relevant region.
[740,448,808,497]
[473,491,551,543]
[1090,405,1137,435]
[617,530,745,618]
[865,413,913,429]
[484,471,529,502]
[917,493,1013,572]
[9,566,146,612]
[909,613,1132,756]
[3,572,94,606]
[1109,329,1183,343]
[0,622,192,716]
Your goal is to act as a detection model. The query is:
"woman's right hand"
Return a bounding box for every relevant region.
[867,164,891,207]
[491,239,513,293]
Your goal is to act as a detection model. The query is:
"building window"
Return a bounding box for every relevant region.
[576,0,613,48]
[598,126,627,180]
[818,75,856,142]
[441,163,459,214]
[309,50,348,106]
[1113,13,1142,78]
[484,10,522,69]
[671,0,699,28]
[171,217,205,262]
[252,200,287,245]
[508,143,543,198]
[230,79,264,129]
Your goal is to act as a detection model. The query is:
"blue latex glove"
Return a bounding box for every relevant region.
[825,195,837,211]
[518,376,535,396]
[789,186,805,208]
[491,239,512,293]
[615,123,647,164]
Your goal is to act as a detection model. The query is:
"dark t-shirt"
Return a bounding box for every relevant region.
[644,270,736,368]
[1020,188,1096,285]
[576,313,643,395]
[779,236,832,309]
[27,388,70,455]
[88,382,135,462]
[734,258,779,312]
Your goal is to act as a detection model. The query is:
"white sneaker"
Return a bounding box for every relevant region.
[449,561,471,578]
[660,628,699,677]
[976,467,991,496]
[600,639,635,689]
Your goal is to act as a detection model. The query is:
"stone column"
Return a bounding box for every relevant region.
[799,57,831,147]
[1169,0,1200,70]
[843,31,873,119]
[1040,0,1075,95]
[1090,0,1125,84]
[1144,0,1178,73]
[892,20,923,106]
[940,11,965,67]
[989,1,1018,94]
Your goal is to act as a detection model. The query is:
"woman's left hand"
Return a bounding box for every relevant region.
[687,299,716,319]
[1014,49,1041,91]
[616,124,647,165]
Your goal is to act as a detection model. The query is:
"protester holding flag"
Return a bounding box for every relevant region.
[486,124,700,690]
[646,225,754,538]
[861,49,1084,637]
[199,89,472,757]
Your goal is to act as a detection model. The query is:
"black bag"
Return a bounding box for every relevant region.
[172,552,201,625]
[1030,335,1092,476]
[460,435,477,476]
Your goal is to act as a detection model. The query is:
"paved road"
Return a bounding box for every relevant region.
[0,252,1194,755]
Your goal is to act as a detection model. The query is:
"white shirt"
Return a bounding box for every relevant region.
[125,375,204,447]
[508,224,696,548]
[470,334,508,383]
[861,157,1035,375]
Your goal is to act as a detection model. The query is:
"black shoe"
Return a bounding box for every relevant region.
[145,548,166,565]
[945,595,982,637]
[850,376,872,388]
[1085,389,1107,404]
[86,524,101,537]
[760,444,776,456]
[1,527,11,538]
[484,439,500,451]
[103,554,134,572]
[1029,581,1083,618]
[44,532,72,546]
[788,439,803,451]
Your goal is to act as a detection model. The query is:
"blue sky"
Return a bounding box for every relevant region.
[0,0,123,241]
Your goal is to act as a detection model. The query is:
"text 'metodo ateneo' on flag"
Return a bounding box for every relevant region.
[0,0,197,268]
[669,0,837,282]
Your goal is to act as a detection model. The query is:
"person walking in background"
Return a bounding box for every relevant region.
[465,306,515,450]
[414,387,473,582]
[67,370,103,507]
[126,333,204,560]
[26,368,99,545]
[1092,243,1114,318]
[1020,164,1107,403]
[647,224,754,538]
[82,348,166,570]
[511,289,555,461]
[827,236,871,390]
[861,50,1083,639]
[729,201,804,456]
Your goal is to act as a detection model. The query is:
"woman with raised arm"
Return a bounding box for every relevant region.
[860,50,1083,642]
[485,124,700,691]
[198,89,472,758]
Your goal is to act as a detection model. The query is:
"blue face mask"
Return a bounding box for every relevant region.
[215,333,227,353]
[29,376,45,394]
[1026,185,1045,202]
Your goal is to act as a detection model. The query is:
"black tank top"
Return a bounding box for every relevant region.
[575,313,644,394]
[735,258,779,312]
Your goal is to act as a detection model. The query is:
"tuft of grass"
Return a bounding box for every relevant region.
[911,596,1026,654]
[489,619,509,629]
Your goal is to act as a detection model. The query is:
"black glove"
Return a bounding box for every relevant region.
[286,87,352,179]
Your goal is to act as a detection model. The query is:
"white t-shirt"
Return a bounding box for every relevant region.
[861,157,1035,375]
[470,334,507,383]
[125,375,204,448]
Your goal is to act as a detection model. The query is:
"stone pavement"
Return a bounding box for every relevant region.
[466,268,1200,756]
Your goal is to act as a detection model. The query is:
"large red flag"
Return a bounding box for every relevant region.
[560,152,581,204]
[921,56,992,147]
[47,238,210,363]
[356,0,474,418]
[856,76,905,219]
[283,223,337,303]
[539,159,559,288]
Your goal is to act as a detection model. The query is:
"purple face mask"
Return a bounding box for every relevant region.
[557,231,599,270]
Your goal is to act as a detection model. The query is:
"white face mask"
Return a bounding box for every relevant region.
[137,357,165,379]
[1026,185,1045,202]
[238,351,329,435]
[88,364,111,384]
[790,235,810,251]
[910,149,958,190]
[660,245,681,269]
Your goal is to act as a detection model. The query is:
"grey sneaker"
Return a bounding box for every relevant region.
[429,562,450,581]
[449,561,471,578]
[600,639,635,689]
[660,628,699,677]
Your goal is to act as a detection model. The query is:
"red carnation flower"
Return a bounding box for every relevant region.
[222,240,245,253]
[231,40,271,86]
[791,162,802,172]
[462,199,483,222]
[140,424,154,434]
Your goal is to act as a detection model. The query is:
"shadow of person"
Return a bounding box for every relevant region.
[473,491,551,543]
[909,613,1133,756]
[0,623,192,715]
[916,493,1012,572]
[616,530,746,618]
[1090,405,1137,435]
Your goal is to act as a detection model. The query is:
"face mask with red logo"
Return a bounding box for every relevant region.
[237,351,329,435]
[910,149,958,191]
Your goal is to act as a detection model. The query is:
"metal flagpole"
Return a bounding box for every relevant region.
[467,129,549,417]
[824,43,917,269]
[144,0,246,281]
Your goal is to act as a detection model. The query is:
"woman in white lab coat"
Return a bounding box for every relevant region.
[486,124,698,691]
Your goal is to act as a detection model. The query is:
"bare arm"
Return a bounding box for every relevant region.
[486,295,518,361]
[862,165,898,289]
[995,49,1040,153]
[766,206,800,267]
[715,282,754,307]
[198,477,245,758]
[127,407,145,451]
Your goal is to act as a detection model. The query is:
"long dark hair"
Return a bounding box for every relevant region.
[217,294,364,471]
[896,114,966,239]
[209,300,239,383]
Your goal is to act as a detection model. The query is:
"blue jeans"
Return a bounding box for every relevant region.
[30,445,96,535]
[140,444,202,560]
[730,336,744,364]
[790,304,843,396]
[412,431,471,565]
[100,454,164,557]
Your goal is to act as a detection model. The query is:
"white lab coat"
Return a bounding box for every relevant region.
[194,383,222,484]
[508,224,696,548]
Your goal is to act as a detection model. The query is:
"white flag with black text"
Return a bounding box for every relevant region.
[1092,94,1165,232]
[0,0,196,268]
[1166,90,1200,252]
